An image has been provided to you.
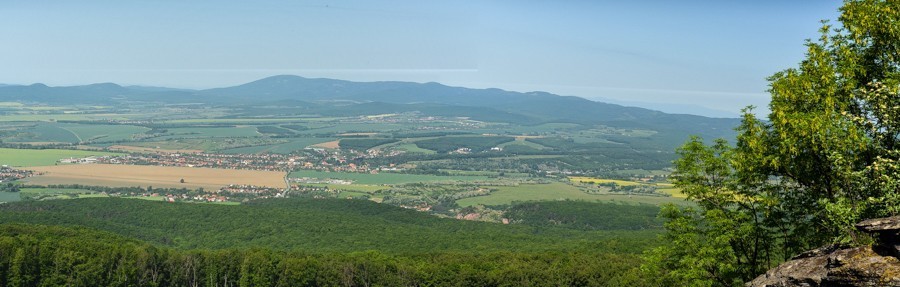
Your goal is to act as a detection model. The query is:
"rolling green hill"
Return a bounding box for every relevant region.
[0,75,741,148]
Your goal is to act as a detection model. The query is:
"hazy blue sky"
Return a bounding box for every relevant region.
[1,1,841,116]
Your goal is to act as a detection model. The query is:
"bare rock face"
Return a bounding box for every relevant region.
[856,216,900,258]
[747,216,900,287]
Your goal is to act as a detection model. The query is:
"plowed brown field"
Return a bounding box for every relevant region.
[26,164,286,190]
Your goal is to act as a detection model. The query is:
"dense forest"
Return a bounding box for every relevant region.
[0,224,649,287]
[502,201,662,231]
[0,198,660,253]
[0,199,658,286]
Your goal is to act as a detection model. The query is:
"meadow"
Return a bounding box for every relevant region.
[159,126,261,138]
[160,117,339,124]
[391,143,437,154]
[19,187,101,200]
[0,113,134,122]
[57,123,149,142]
[570,176,644,186]
[0,148,122,167]
[8,123,80,143]
[220,137,335,154]
[570,176,687,198]
[0,192,19,203]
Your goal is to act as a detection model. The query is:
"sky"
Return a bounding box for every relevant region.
[1,1,842,117]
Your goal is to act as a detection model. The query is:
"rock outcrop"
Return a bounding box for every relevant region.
[747,216,900,287]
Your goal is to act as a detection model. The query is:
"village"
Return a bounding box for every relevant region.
[0,166,32,183]
[84,146,401,174]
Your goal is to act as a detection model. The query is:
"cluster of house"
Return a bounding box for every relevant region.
[59,156,103,164]
[302,148,390,173]
[290,184,331,193]
[157,193,228,203]
[290,177,353,185]
[217,184,285,197]
[454,212,511,224]
[54,146,408,181]
[96,152,306,172]
[451,148,472,154]
[450,147,503,155]
[402,203,432,212]
[364,148,404,158]
[110,184,285,203]
[0,166,32,182]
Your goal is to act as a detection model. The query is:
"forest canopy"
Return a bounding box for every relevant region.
[644,0,900,285]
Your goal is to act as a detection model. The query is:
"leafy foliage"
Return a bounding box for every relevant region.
[0,198,658,254]
[0,223,651,287]
[644,1,900,285]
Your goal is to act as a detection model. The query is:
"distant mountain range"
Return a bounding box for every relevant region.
[0,75,742,141]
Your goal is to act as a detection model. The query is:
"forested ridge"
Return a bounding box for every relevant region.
[0,198,658,286]
[0,198,659,253]
[0,224,650,287]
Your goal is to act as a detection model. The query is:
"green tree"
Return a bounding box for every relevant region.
[9,247,36,287]
[644,0,900,285]
[239,250,276,287]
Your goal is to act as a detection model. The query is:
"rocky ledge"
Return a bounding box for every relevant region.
[747,216,900,287]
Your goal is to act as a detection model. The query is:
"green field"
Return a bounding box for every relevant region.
[0,192,20,203]
[570,177,644,186]
[5,123,79,143]
[20,188,96,194]
[58,123,149,142]
[0,113,134,122]
[611,169,671,176]
[392,143,438,154]
[8,122,149,144]
[116,139,216,151]
[0,148,122,167]
[337,191,370,198]
[498,138,548,150]
[161,117,336,124]
[220,137,335,154]
[289,170,488,185]
[306,123,405,133]
[456,182,687,207]
[474,123,582,135]
[162,126,261,138]
[121,138,277,152]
